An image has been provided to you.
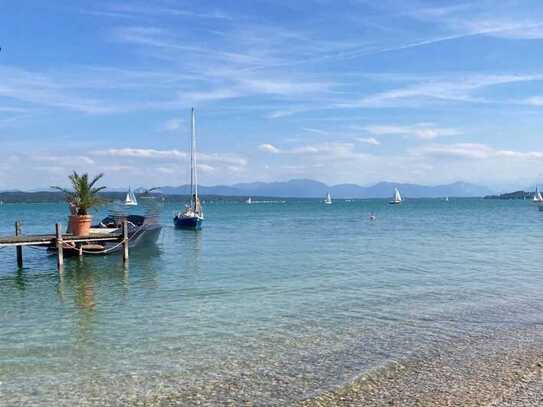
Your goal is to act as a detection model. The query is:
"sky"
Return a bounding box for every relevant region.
[1,0,543,191]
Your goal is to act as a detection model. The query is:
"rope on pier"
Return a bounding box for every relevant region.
[61,240,125,255]
[59,225,143,255]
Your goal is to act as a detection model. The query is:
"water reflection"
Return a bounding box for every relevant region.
[179,229,203,276]
[72,260,96,310]
[14,268,27,291]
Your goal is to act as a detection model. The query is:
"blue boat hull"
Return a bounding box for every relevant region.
[174,216,203,230]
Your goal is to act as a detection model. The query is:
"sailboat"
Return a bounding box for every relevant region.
[533,187,543,203]
[124,186,138,206]
[245,197,252,204]
[389,188,402,205]
[324,192,332,205]
[445,196,449,202]
[174,108,204,229]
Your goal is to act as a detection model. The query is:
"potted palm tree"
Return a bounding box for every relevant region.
[52,172,106,236]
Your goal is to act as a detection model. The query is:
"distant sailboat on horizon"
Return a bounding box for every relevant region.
[245,197,252,204]
[124,186,138,206]
[389,188,402,205]
[533,186,543,203]
[324,192,332,205]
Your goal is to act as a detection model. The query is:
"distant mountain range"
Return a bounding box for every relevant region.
[157,179,493,198]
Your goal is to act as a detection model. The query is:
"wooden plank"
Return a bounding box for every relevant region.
[122,220,129,263]
[55,223,63,271]
[0,233,122,247]
[0,232,122,242]
[15,221,23,268]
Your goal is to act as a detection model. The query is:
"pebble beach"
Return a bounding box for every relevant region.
[300,326,543,407]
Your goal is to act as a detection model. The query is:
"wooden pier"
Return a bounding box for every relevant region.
[0,221,130,270]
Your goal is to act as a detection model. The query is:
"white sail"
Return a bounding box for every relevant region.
[393,188,402,203]
[130,190,138,205]
[125,187,138,206]
[534,187,542,202]
[324,192,332,204]
[246,197,252,204]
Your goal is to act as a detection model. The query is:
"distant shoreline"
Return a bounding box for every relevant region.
[484,191,533,200]
[0,191,488,204]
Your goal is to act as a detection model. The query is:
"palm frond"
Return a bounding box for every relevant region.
[51,172,106,215]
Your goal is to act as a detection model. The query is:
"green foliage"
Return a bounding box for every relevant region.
[51,172,106,215]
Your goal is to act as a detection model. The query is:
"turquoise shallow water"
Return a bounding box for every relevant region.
[0,199,542,405]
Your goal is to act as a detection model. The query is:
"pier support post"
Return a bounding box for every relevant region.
[122,220,129,263]
[55,223,64,271]
[15,221,23,268]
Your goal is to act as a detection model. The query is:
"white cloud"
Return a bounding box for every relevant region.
[94,148,187,159]
[346,74,543,108]
[302,127,329,135]
[357,137,380,145]
[180,88,242,103]
[412,143,543,160]
[161,118,184,131]
[365,123,461,140]
[258,142,360,160]
[197,163,215,173]
[407,3,543,41]
[93,148,247,166]
[30,154,96,166]
[258,144,281,154]
[97,3,232,20]
[239,78,331,95]
[266,106,313,119]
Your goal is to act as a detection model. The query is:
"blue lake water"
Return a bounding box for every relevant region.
[0,199,542,405]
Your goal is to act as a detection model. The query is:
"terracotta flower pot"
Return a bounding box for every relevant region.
[69,215,93,236]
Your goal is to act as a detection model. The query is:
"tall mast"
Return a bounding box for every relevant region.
[191,108,198,201]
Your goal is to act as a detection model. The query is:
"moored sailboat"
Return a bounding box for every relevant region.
[174,108,204,229]
[324,192,332,205]
[389,188,402,205]
[124,187,138,206]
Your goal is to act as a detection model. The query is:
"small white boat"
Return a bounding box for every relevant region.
[324,192,332,205]
[445,196,449,202]
[389,188,402,205]
[245,197,252,204]
[124,187,138,206]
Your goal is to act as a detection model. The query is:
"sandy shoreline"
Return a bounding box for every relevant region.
[299,326,543,407]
